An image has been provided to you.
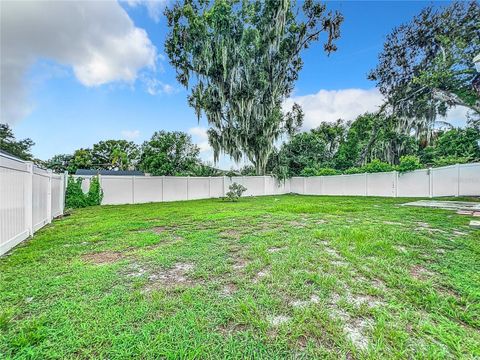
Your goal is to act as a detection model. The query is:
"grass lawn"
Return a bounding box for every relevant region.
[1,195,479,359]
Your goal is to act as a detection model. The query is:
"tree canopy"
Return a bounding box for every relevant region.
[369,1,479,136]
[0,123,34,160]
[165,0,342,174]
[139,131,201,176]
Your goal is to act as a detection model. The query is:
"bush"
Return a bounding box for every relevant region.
[300,166,341,176]
[397,155,422,173]
[65,176,87,208]
[86,176,103,206]
[225,182,247,201]
[343,167,363,174]
[361,159,395,173]
[433,155,471,167]
[65,175,103,208]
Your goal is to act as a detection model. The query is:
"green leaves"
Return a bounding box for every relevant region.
[165,0,342,174]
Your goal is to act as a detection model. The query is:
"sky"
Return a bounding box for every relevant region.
[1,0,469,169]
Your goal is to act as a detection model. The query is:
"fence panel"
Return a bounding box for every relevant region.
[188,177,210,200]
[397,169,430,197]
[343,174,367,196]
[366,172,396,197]
[431,165,457,197]
[305,177,322,195]
[458,163,480,196]
[134,176,163,203]
[323,175,344,195]
[163,177,188,202]
[101,176,133,205]
[290,177,304,194]
[1,153,65,256]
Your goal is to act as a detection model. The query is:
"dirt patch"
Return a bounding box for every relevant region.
[268,315,291,326]
[410,265,434,280]
[220,229,241,239]
[327,293,372,350]
[231,258,249,271]
[218,322,248,335]
[383,221,403,226]
[220,283,237,297]
[253,267,270,283]
[347,293,385,308]
[394,245,408,254]
[414,222,446,234]
[331,260,348,267]
[324,248,342,259]
[291,294,320,308]
[82,251,125,265]
[144,262,196,291]
[289,220,307,228]
[267,246,287,253]
[151,226,168,234]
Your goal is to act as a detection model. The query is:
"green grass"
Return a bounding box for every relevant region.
[1,195,479,359]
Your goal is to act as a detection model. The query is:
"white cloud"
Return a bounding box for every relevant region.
[126,0,168,23]
[188,127,211,153]
[121,129,141,140]
[284,88,384,130]
[1,0,157,124]
[143,77,176,95]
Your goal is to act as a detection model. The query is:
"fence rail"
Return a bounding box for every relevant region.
[1,152,65,255]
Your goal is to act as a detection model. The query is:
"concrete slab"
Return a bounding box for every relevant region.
[402,200,480,211]
[470,220,480,229]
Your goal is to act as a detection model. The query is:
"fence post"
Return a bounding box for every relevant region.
[264,176,267,196]
[47,169,53,223]
[303,177,306,194]
[25,162,34,236]
[186,176,190,200]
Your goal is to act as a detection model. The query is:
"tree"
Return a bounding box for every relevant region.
[369,2,479,136]
[0,123,34,160]
[165,0,343,174]
[140,131,201,175]
[45,154,73,173]
[69,148,93,173]
[91,140,139,170]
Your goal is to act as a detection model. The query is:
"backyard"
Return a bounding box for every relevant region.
[1,195,479,359]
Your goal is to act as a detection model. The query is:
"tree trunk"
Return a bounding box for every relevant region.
[432,88,480,114]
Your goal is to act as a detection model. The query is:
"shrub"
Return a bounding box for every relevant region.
[300,166,341,176]
[343,167,363,174]
[362,159,395,173]
[65,176,87,208]
[65,175,103,208]
[433,155,471,167]
[397,155,422,173]
[225,182,247,201]
[86,176,103,206]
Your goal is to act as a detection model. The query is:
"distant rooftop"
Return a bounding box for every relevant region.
[75,169,145,176]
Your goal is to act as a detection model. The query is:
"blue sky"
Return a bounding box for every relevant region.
[3,0,464,168]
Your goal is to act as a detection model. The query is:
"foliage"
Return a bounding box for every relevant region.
[369,1,480,136]
[397,155,423,173]
[140,131,201,176]
[433,155,471,167]
[165,0,342,174]
[65,176,87,208]
[91,140,139,170]
[0,123,34,160]
[86,176,103,206]
[300,166,340,177]
[69,149,93,173]
[44,154,73,173]
[225,182,247,202]
[65,176,103,208]
[361,159,395,173]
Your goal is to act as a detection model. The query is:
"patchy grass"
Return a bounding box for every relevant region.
[1,195,479,359]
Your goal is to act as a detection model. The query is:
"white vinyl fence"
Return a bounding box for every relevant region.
[2,155,478,256]
[73,163,480,206]
[1,152,65,255]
